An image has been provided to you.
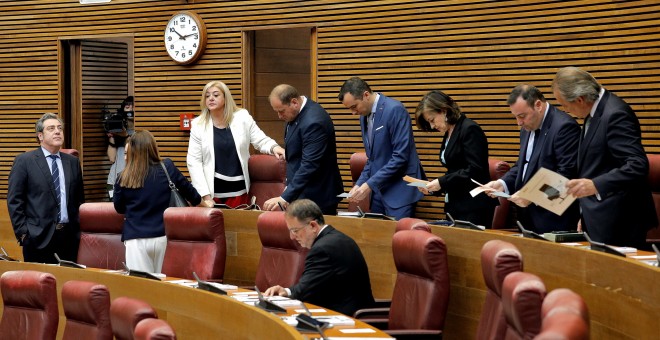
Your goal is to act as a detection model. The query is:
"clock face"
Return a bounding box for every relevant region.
[164,11,206,65]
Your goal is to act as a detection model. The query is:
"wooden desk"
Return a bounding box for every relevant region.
[0,262,392,339]
[221,210,660,340]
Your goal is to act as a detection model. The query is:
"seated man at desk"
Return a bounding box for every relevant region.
[264,199,375,316]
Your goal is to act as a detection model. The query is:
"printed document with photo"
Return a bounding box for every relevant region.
[515,167,575,216]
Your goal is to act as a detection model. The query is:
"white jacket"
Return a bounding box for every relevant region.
[186,109,278,198]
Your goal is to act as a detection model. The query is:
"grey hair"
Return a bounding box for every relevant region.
[551,66,601,103]
[285,199,325,225]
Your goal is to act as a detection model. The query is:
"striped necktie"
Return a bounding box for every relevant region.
[48,154,61,222]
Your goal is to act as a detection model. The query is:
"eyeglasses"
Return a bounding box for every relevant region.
[288,221,311,235]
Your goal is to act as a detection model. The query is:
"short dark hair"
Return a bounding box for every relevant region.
[507,84,545,107]
[285,199,325,225]
[415,90,462,131]
[338,76,372,102]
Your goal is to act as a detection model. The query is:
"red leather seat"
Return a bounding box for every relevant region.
[646,154,660,243]
[60,148,80,157]
[161,207,226,281]
[535,289,589,340]
[0,270,59,340]
[110,297,158,340]
[502,272,547,340]
[476,240,524,340]
[254,211,308,291]
[348,152,370,212]
[61,280,112,340]
[78,202,126,270]
[395,217,431,233]
[489,158,512,229]
[355,230,449,339]
[247,154,286,209]
[134,318,177,340]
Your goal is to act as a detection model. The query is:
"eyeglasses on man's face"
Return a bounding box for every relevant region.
[288,221,311,235]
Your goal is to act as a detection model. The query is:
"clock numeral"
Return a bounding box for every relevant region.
[167,36,172,42]
[179,16,186,22]
[169,27,175,32]
[193,43,197,48]
[189,50,193,56]
[170,44,175,50]
[192,26,197,31]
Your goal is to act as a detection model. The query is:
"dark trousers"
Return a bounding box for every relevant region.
[22,225,80,264]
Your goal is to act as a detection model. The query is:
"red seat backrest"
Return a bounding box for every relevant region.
[535,288,589,340]
[502,272,546,340]
[78,202,126,270]
[388,230,450,332]
[247,154,286,209]
[489,158,512,229]
[477,240,524,340]
[62,280,112,340]
[348,152,371,212]
[646,154,660,243]
[0,270,59,340]
[134,318,177,340]
[110,297,157,340]
[254,211,308,291]
[162,207,226,281]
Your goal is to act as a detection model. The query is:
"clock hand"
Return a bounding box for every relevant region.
[172,29,185,39]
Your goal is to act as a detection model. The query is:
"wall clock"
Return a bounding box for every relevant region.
[164,11,207,65]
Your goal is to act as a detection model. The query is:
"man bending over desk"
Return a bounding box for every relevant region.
[264,199,375,316]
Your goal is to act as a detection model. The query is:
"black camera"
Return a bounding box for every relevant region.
[102,107,130,134]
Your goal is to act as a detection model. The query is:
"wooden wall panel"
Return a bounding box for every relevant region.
[1,0,659,223]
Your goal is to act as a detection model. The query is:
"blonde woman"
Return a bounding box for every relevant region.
[187,81,284,208]
[114,130,201,273]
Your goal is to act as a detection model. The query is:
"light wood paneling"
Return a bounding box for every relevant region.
[1,0,660,221]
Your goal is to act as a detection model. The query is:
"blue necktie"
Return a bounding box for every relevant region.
[367,113,375,146]
[48,154,61,223]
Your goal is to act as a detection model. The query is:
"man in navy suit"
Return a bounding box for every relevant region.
[264,199,374,316]
[485,84,580,233]
[7,113,84,263]
[339,77,424,220]
[263,84,343,215]
[553,67,656,248]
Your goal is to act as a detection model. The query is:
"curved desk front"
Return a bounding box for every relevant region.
[222,210,660,340]
[0,262,391,340]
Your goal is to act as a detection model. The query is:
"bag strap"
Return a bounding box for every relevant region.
[159,161,177,190]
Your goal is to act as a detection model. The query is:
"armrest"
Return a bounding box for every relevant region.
[353,307,390,319]
[385,329,443,340]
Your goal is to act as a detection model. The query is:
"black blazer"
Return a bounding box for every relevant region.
[7,148,84,249]
[438,115,496,227]
[577,90,657,247]
[501,105,581,233]
[290,226,375,316]
[281,98,343,213]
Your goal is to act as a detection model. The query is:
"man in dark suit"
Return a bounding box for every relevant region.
[7,113,85,263]
[264,199,375,316]
[263,84,343,215]
[339,77,424,220]
[553,67,657,248]
[485,84,581,233]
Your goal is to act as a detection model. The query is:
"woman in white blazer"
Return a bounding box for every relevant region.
[187,81,285,208]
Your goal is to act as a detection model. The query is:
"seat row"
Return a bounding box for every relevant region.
[0,270,175,340]
[360,218,591,339]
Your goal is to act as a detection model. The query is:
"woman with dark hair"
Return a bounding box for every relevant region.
[415,90,496,227]
[114,130,202,273]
